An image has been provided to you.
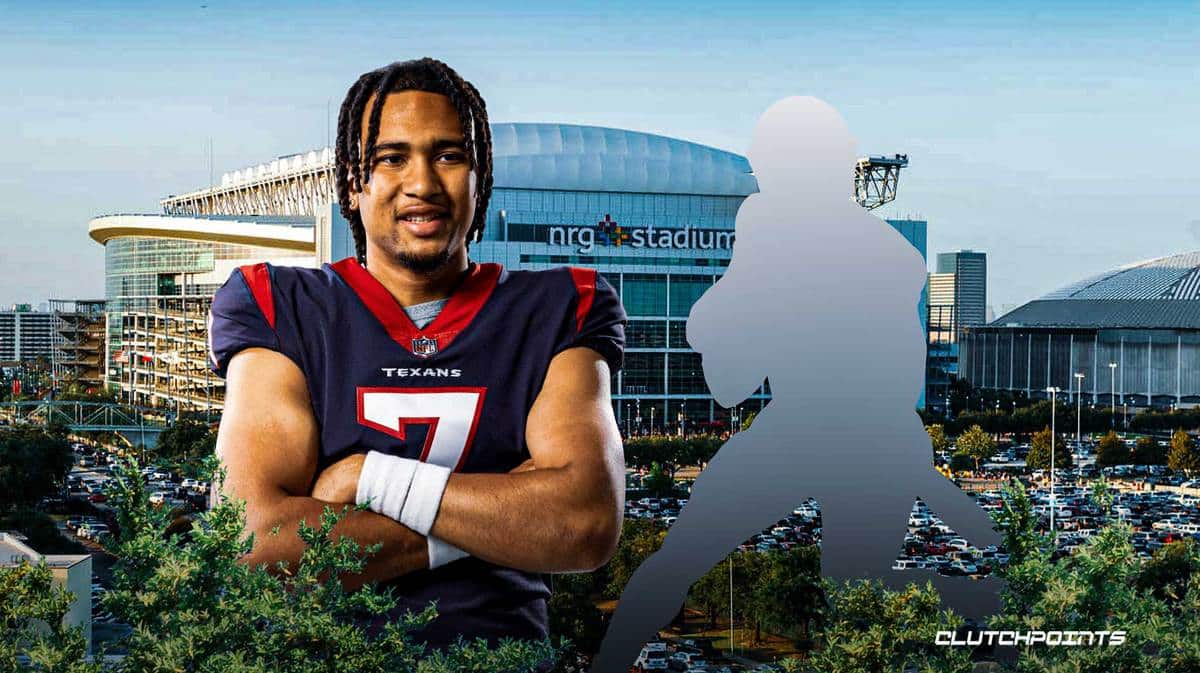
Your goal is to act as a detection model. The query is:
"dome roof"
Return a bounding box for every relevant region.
[490,123,757,196]
[1041,250,1200,301]
[995,250,1200,329]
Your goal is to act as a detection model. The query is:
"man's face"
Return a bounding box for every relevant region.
[352,90,477,272]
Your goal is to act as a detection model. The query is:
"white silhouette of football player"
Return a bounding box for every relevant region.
[591,97,1002,673]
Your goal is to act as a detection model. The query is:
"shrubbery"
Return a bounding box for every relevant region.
[1,456,557,672]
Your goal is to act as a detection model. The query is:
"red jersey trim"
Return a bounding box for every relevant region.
[568,267,597,333]
[330,258,502,355]
[238,263,276,330]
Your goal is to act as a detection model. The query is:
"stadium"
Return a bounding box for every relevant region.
[960,250,1200,409]
[90,123,926,426]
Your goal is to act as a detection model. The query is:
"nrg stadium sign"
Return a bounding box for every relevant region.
[548,214,734,254]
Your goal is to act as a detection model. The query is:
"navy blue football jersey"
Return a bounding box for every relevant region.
[208,257,626,647]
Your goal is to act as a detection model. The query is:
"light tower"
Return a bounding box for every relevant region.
[854,153,909,210]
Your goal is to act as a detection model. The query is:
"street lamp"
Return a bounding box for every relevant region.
[1046,386,1061,539]
[1075,372,1085,483]
[1108,363,1117,430]
[678,404,685,438]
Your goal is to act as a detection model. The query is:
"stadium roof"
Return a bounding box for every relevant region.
[89,214,314,251]
[491,123,758,196]
[994,250,1200,329]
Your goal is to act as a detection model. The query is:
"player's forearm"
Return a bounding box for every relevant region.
[242,493,428,591]
[431,466,622,573]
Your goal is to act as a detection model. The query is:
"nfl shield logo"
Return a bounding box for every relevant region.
[412,336,439,357]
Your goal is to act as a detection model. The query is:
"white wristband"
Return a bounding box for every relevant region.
[428,536,469,569]
[400,461,452,536]
[356,451,418,520]
[354,451,452,538]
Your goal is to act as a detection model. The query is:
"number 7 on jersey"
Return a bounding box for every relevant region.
[356,387,487,472]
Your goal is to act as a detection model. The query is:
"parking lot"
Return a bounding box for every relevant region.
[624,435,1200,584]
[54,441,212,640]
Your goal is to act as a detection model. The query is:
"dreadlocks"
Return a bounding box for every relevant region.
[334,58,493,263]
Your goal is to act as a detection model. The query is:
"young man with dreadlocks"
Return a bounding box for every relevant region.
[208,58,626,648]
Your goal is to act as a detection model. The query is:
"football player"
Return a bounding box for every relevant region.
[209,58,626,648]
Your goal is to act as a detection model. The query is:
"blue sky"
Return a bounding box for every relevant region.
[1,1,1196,312]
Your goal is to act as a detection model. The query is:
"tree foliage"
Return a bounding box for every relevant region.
[805,580,972,673]
[641,462,675,498]
[1095,431,1130,468]
[955,424,996,471]
[990,493,1200,672]
[0,427,73,513]
[0,561,97,673]
[1168,430,1200,473]
[624,435,724,474]
[152,418,216,468]
[1132,436,1166,465]
[603,519,666,599]
[1134,539,1200,605]
[1,457,557,672]
[1026,426,1072,470]
[546,573,605,660]
[926,424,949,455]
[753,546,825,645]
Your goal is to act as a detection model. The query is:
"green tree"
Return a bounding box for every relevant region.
[91,457,556,672]
[546,573,605,659]
[0,560,98,673]
[1135,538,1200,604]
[991,476,1200,672]
[729,552,771,644]
[925,423,949,455]
[1026,426,1072,470]
[152,417,216,467]
[679,434,722,469]
[1095,430,1130,468]
[641,462,674,498]
[1168,429,1200,474]
[753,546,825,646]
[0,427,73,513]
[1089,475,1115,514]
[955,424,996,471]
[604,519,666,599]
[741,411,757,432]
[689,555,732,629]
[805,580,972,673]
[991,479,1049,569]
[948,452,974,473]
[1133,435,1167,465]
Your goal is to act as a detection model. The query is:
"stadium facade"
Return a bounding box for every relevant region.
[961,251,1200,409]
[90,124,927,426]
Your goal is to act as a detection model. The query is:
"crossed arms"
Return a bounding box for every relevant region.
[214,346,625,590]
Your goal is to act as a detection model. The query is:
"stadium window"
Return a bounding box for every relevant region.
[622,352,665,395]
[627,320,667,349]
[622,274,667,316]
[669,275,712,317]
[668,352,707,394]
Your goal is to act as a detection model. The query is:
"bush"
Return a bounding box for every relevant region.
[0,560,96,673]
[2,456,558,672]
